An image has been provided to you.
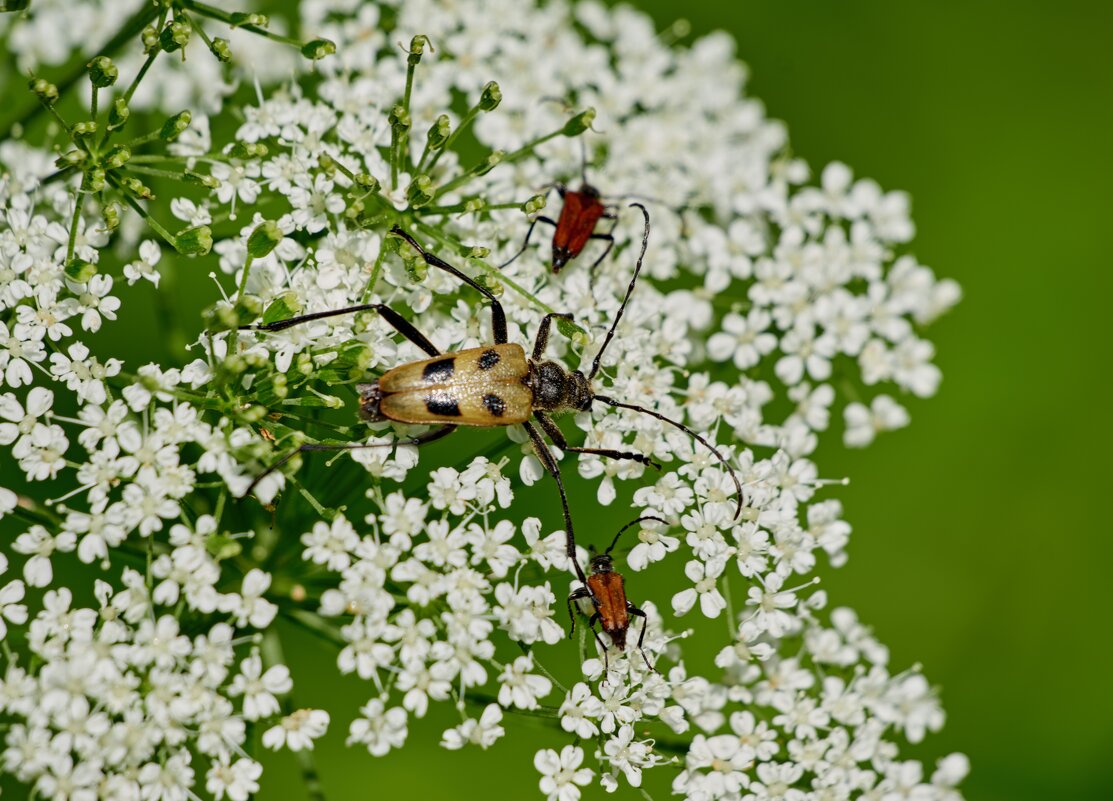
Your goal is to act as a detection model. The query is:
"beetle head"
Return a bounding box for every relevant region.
[357,382,385,422]
[590,552,614,574]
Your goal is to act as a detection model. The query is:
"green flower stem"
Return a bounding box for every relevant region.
[89,85,99,124]
[108,173,177,250]
[433,126,564,201]
[124,165,199,182]
[465,692,560,720]
[517,642,569,694]
[65,173,90,265]
[722,573,737,640]
[359,238,390,302]
[280,608,347,648]
[235,254,255,305]
[421,200,528,215]
[0,2,159,139]
[183,0,307,50]
[261,629,328,801]
[413,220,562,317]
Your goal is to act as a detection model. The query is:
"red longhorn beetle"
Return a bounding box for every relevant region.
[568,515,668,673]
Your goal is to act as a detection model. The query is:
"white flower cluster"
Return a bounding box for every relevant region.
[0,0,965,799]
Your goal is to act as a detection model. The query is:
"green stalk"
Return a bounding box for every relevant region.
[65,173,90,265]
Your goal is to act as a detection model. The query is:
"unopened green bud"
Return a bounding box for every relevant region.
[160,111,191,141]
[562,107,596,136]
[389,104,410,133]
[224,353,247,374]
[468,245,490,260]
[184,171,220,189]
[29,78,59,105]
[473,272,503,297]
[242,404,268,423]
[120,176,153,199]
[406,174,434,208]
[301,38,336,61]
[159,20,191,53]
[87,56,118,88]
[55,150,85,169]
[86,168,106,192]
[247,220,283,258]
[230,12,268,28]
[71,120,97,137]
[141,24,159,51]
[103,145,130,169]
[101,204,120,232]
[472,150,503,177]
[65,259,97,283]
[296,352,313,376]
[479,81,501,112]
[209,37,232,62]
[272,373,289,400]
[426,114,451,151]
[523,193,547,214]
[228,142,268,159]
[175,225,213,256]
[464,198,486,214]
[108,97,129,130]
[262,292,302,327]
[407,34,432,65]
[354,173,379,192]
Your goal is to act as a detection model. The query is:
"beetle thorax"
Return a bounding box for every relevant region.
[528,361,592,413]
[590,553,615,574]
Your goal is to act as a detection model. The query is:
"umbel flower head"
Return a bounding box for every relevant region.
[0,1,964,800]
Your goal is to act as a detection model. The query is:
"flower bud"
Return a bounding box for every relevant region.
[209,37,232,62]
[86,56,118,88]
[28,78,59,105]
[108,98,129,131]
[247,220,283,258]
[65,259,98,283]
[175,225,213,256]
[103,145,130,170]
[301,38,336,61]
[354,173,379,192]
[160,111,191,141]
[426,114,451,151]
[471,150,503,177]
[86,168,106,192]
[230,12,267,27]
[407,174,434,208]
[523,193,547,214]
[141,24,159,51]
[120,176,153,199]
[479,81,502,112]
[71,120,97,137]
[228,142,268,159]
[184,171,220,189]
[262,292,302,327]
[101,204,120,232]
[562,107,596,136]
[55,150,86,169]
[407,34,432,65]
[159,20,191,53]
[389,104,411,133]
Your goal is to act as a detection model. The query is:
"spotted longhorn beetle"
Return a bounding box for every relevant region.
[568,515,667,673]
[242,205,743,587]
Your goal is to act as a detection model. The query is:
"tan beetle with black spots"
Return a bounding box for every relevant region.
[242,205,743,587]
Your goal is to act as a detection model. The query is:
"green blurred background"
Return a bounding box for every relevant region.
[4,1,1112,800]
[272,3,1113,800]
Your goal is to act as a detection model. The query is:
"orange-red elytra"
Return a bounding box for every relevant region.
[568,516,667,672]
[500,181,617,274]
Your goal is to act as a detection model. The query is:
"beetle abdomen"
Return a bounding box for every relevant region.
[374,344,533,427]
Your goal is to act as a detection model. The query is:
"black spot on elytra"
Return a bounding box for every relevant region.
[483,393,506,417]
[422,357,455,383]
[425,392,461,417]
[477,349,500,370]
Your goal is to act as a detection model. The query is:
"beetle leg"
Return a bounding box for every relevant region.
[243,425,457,499]
[627,603,656,672]
[391,226,509,345]
[498,216,558,270]
[522,420,587,585]
[567,586,592,638]
[531,312,575,361]
[587,216,618,281]
[243,303,440,358]
[534,412,660,469]
[587,613,611,676]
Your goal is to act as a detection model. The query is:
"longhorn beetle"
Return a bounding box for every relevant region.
[568,515,667,673]
[241,205,743,586]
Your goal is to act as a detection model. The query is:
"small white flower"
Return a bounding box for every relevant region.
[262,708,330,751]
[535,744,593,801]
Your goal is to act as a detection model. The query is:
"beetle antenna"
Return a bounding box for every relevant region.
[579,136,589,186]
[588,203,650,381]
[604,516,669,556]
[592,395,744,520]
